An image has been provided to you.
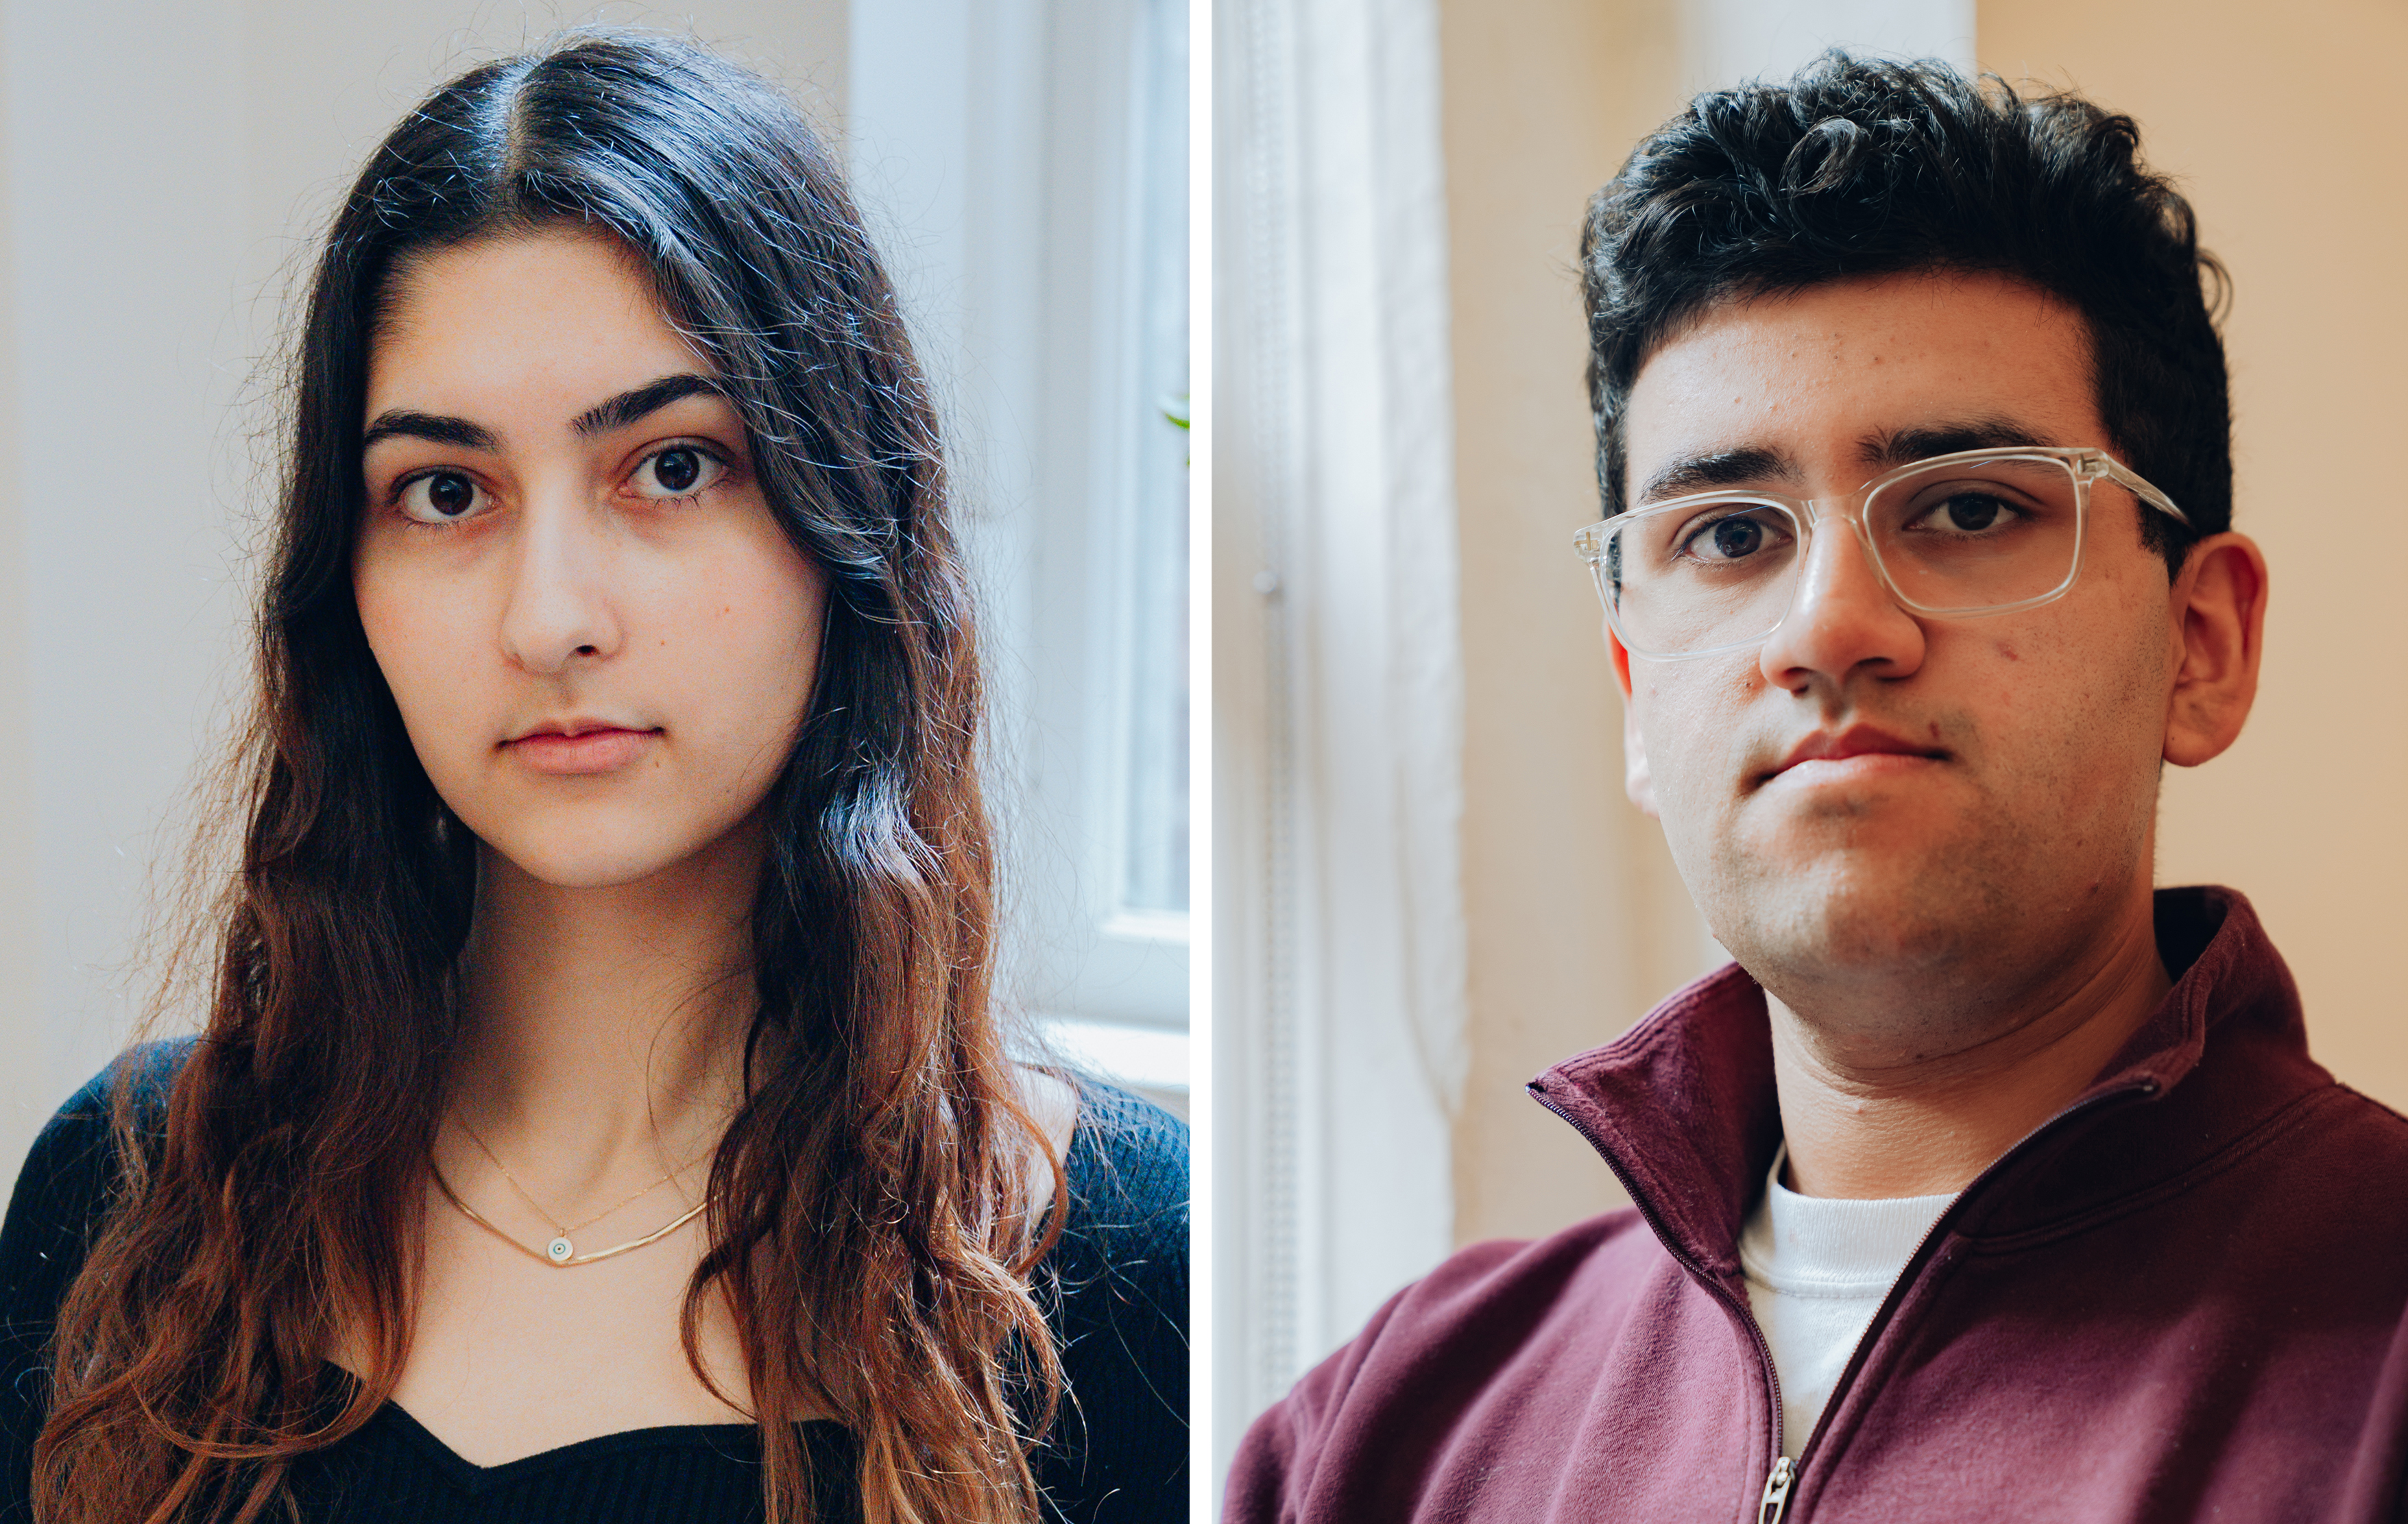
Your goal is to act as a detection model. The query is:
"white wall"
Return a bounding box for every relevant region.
[3,0,248,1159]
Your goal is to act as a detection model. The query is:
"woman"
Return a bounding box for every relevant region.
[0,29,1185,1524]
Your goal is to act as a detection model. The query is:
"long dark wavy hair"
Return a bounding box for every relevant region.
[33,30,1061,1524]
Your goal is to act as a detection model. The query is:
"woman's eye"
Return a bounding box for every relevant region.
[397,470,487,524]
[629,446,726,500]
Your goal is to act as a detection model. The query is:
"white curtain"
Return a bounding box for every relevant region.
[1212,0,1469,1488]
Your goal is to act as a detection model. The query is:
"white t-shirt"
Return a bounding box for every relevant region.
[1737,1146,1956,1459]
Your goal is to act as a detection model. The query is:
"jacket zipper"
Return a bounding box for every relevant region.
[1530,1088,1794,1515]
[1757,1457,1796,1523]
[1533,1073,2163,1523]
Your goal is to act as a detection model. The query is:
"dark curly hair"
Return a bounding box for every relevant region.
[1580,52,2229,574]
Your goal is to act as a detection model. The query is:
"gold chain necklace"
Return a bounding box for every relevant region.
[431,1164,710,1266]
[446,1120,714,1266]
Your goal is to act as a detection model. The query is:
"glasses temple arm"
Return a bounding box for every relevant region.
[2098,457,2191,527]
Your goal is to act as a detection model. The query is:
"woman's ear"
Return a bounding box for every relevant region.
[1612,631,1659,817]
[2163,531,2269,769]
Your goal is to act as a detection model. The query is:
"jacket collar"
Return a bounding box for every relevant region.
[1528,886,2326,1282]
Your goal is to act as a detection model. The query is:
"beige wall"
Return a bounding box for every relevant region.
[1438,0,1696,1246]
[1439,0,2408,1248]
[1977,0,2408,1109]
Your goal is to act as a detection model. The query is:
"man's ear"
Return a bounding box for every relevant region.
[2163,531,2269,769]
[1611,630,1660,817]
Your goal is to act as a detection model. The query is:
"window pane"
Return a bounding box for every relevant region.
[1120,0,1190,917]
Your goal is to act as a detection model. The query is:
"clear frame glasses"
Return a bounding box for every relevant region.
[1572,446,2189,660]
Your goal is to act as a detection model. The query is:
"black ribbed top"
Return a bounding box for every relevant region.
[0,1046,1188,1522]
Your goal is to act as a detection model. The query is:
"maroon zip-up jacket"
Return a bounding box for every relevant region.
[1227,887,2408,1522]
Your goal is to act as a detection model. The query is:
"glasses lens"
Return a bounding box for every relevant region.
[1865,455,2081,612]
[1598,500,1801,656]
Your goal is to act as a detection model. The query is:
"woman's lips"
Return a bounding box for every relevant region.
[507,727,658,775]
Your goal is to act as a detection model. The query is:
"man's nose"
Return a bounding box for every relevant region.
[1755,507,1927,694]
[498,493,623,675]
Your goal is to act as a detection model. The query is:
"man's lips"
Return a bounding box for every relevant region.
[1760,724,1948,784]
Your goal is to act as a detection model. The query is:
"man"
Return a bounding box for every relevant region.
[1227,55,2408,1523]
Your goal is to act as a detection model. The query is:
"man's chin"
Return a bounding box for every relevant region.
[1707,853,2012,987]
[1740,773,1968,835]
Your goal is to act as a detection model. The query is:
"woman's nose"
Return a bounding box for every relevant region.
[498,494,623,675]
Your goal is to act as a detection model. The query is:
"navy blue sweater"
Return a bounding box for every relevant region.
[0,1045,1187,1522]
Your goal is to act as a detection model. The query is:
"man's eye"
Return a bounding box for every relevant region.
[629,446,725,500]
[1918,492,2016,534]
[1681,511,1791,563]
[397,470,487,524]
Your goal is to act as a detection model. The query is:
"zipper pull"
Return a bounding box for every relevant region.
[1757,1456,1796,1524]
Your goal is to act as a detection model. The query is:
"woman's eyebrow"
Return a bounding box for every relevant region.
[359,374,729,453]
[573,372,729,437]
[361,411,502,452]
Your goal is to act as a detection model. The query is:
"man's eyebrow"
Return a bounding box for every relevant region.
[1637,446,1801,503]
[361,412,502,452]
[1861,419,2049,468]
[573,373,729,437]
[1635,421,2057,505]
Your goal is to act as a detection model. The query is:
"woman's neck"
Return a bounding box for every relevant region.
[448,824,764,1181]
